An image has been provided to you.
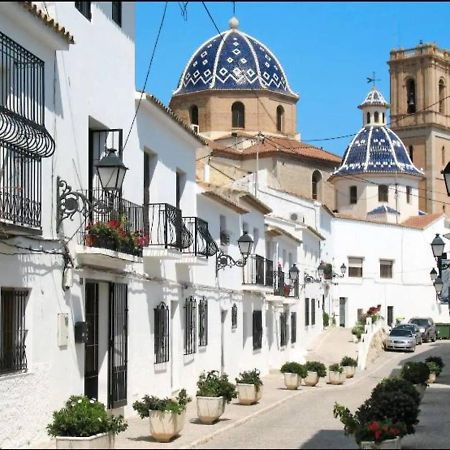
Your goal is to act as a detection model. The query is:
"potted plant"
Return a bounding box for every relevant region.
[329,363,346,385]
[400,361,430,398]
[425,356,445,376]
[235,369,263,405]
[333,403,406,449]
[323,312,330,328]
[341,356,358,378]
[352,324,364,343]
[280,362,307,390]
[304,361,327,387]
[132,390,191,442]
[196,370,237,424]
[426,362,440,384]
[370,377,420,407]
[47,396,128,449]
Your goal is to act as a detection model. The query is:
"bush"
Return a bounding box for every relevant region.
[400,362,430,386]
[305,361,327,378]
[329,363,343,374]
[280,362,307,378]
[425,356,445,371]
[196,370,237,403]
[426,361,441,376]
[235,369,263,392]
[132,389,191,418]
[352,324,364,340]
[341,356,357,367]
[47,396,128,437]
[370,377,420,406]
[323,312,330,327]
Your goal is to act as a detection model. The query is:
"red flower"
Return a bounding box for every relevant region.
[368,422,380,431]
[374,430,382,441]
[107,220,121,229]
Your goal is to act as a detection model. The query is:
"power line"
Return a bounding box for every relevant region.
[123,2,169,151]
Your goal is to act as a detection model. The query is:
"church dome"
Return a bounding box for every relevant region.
[173,17,297,98]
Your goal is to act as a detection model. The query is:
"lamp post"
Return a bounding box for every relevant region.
[434,277,444,298]
[441,162,450,196]
[429,233,450,308]
[216,231,254,275]
[96,148,128,192]
[289,263,299,282]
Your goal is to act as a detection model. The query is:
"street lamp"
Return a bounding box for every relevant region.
[431,234,445,259]
[430,268,438,282]
[434,277,444,296]
[340,263,347,276]
[441,162,450,197]
[216,231,254,275]
[96,148,128,192]
[289,264,299,282]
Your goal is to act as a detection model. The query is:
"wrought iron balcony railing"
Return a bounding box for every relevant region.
[243,255,274,287]
[145,203,192,252]
[80,190,144,256]
[182,217,218,258]
[273,268,299,298]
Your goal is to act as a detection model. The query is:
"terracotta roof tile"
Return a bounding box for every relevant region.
[401,213,444,229]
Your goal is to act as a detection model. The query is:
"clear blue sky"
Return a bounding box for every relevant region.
[135,2,450,156]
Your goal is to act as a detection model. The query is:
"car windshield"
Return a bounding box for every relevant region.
[397,324,415,330]
[390,329,412,337]
[410,319,429,326]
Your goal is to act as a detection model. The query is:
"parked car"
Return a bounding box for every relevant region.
[408,317,437,343]
[395,324,423,345]
[384,328,416,352]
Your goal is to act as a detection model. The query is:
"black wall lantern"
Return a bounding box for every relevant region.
[216,231,254,275]
[441,162,450,197]
[96,148,128,192]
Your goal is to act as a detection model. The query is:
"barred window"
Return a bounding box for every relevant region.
[305,297,310,326]
[0,288,28,375]
[154,303,169,364]
[280,312,288,347]
[291,312,297,343]
[198,297,208,347]
[252,310,262,350]
[231,303,238,330]
[184,297,196,355]
[311,298,316,326]
[380,259,393,279]
[348,257,363,278]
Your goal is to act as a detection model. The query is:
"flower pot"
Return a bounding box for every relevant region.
[428,372,437,384]
[304,371,319,387]
[359,436,402,449]
[343,365,356,378]
[148,410,186,443]
[196,396,225,424]
[328,371,345,385]
[236,383,262,405]
[352,335,359,343]
[283,372,301,390]
[55,432,113,449]
[414,383,426,400]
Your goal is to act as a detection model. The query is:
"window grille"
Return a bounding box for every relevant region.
[348,257,363,278]
[380,259,393,279]
[112,2,122,26]
[252,310,262,350]
[305,298,310,326]
[198,297,208,347]
[280,312,288,347]
[311,298,316,326]
[0,288,28,375]
[75,2,92,20]
[291,312,297,343]
[184,297,196,355]
[231,303,238,330]
[154,302,169,364]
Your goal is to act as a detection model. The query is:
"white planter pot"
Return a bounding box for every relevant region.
[359,436,402,449]
[428,372,437,384]
[148,410,186,443]
[283,372,301,390]
[414,383,426,400]
[304,371,319,387]
[56,433,113,449]
[236,383,262,405]
[196,396,225,424]
[328,371,345,385]
[352,335,359,343]
[343,365,356,378]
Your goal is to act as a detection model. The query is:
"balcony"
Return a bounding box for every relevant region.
[179,217,218,265]
[267,268,299,304]
[143,203,192,260]
[76,190,144,270]
[242,255,275,293]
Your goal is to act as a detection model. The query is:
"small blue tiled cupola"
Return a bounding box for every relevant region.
[359,87,389,127]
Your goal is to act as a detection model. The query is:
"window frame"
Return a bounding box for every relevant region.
[75,1,92,21]
[112,1,122,27]
[311,298,316,326]
[280,311,288,347]
[305,297,310,326]
[406,78,416,114]
[378,184,389,203]
[291,312,297,343]
[189,105,199,126]
[406,186,412,204]
[276,105,284,132]
[231,102,245,128]
[252,310,263,351]
[349,185,357,204]
[154,302,169,364]
[348,257,363,278]
[380,259,394,279]
[231,303,238,330]
[184,297,197,355]
[198,297,208,347]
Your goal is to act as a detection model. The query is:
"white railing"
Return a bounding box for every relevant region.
[357,317,386,370]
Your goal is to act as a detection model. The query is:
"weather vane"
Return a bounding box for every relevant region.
[366,71,380,88]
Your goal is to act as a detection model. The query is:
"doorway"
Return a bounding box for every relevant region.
[387,306,394,327]
[339,297,346,327]
[84,282,99,400]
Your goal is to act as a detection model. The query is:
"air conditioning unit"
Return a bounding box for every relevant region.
[289,212,304,223]
[190,124,199,134]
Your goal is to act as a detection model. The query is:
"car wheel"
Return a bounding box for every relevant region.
[432,334,437,342]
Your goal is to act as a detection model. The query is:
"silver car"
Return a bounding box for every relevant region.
[395,324,423,345]
[385,328,416,352]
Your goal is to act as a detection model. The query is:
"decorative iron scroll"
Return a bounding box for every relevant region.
[0,106,55,158]
[197,218,218,256]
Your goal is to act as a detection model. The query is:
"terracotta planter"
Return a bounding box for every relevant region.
[196,396,225,424]
[414,383,426,400]
[283,372,301,390]
[236,383,262,405]
[304,371,319,387]
[428,372,437,384]
[55,433,113,449]
[343,365,356,378]
[359,436,402,449]
[328,371,346,385]
[148,410,186,443]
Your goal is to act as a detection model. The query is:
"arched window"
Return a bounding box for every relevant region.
[382,112,385,123]
[378,185,389,202]
[350,186,357,204]
[312,170,322,201]
[189,105,199,126]
[406,78,416,114]
[276,105,284,132]
[232,102,245,128]
[374,111,379,123]
[439,79,446,114]
[366,112,371,124]
[409,145,414,162]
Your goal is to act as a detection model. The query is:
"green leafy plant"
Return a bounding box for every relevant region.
[323,312,330,327]
[331,314,337,326]
[400,361,430,386]
[132,389,191,418]
[280,362,307,378]
[425,356,445,371]
[352,324,364,341]
[329,363,343,374]
[370,377,420,406]
[305,361,327,378]
[197,370,237,403]
[341,356,357,367]
[235,369,263,392]
[47,396,128,437]
[426,361,441,376]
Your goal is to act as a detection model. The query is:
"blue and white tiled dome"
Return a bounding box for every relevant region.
[173,17,297,98]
